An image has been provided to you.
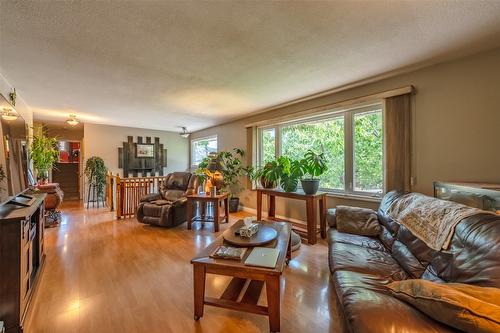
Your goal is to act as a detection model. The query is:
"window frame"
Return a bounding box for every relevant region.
[190,134,218,168]
[256,103,385,198]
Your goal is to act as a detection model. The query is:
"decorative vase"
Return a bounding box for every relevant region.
[260,177,276,189]
[301,179,320,195]
[37,170,49,184]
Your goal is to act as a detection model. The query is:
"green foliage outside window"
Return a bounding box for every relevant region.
[354,112,383,192]
[260,110,383,193]
[281,118,345,190]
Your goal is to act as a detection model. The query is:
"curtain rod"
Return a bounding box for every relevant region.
[244,85,414,128]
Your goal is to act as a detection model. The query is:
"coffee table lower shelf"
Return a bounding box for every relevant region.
[203,277,267,315]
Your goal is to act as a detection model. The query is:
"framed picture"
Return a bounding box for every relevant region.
[136,143,154,158]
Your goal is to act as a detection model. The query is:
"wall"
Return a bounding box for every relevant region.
[83,123,189,177]
[190,47,500,220]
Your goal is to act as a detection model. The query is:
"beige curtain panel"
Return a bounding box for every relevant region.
[384,93,412,192]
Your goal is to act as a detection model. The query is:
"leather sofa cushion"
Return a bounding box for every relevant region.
[333,271,457,333]
[391,240,427,278]
[329,241,408,281]
[166,172,191,190]
[327,208,337,227]
[151,199,170,206]
[162,190,184,202]
[429,214,500,287]
[396,224,437,266]
[377,191,403,235]
[388,279,500,333]
[328,229,388,253]
[336,205,381,236]
[142,203,171,217]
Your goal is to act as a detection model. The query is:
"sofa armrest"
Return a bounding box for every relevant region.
[140,193,161,203]
[335,205,381,236]
[171,197,187,207]
[327,208,337,228]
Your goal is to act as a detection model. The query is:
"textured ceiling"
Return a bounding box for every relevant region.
[1,1,500,132]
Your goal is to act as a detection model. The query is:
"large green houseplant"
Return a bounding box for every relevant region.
[30,128,58,183]
[194,148,248,212]
[300,150,328,195]
[218,148,247,212]
[257,156,303,192]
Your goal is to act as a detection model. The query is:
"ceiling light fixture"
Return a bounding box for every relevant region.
[66,114,79,126]
[1,107,19,121]
[180,126,190,138]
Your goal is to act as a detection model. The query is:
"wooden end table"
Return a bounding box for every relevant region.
[256,188,327,245]
[187,193,229,232]
[191,220,291,333]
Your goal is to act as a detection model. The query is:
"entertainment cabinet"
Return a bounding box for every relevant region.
[0,192,46,333]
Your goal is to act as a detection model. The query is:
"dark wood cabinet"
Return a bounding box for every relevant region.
[0,192,46,333]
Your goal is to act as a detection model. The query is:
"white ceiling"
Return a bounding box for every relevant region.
[1,1,500,133]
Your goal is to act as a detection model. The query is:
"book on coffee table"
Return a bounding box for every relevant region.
[210,245,247,260]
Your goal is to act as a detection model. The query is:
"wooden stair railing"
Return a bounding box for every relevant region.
[106,174,168,219]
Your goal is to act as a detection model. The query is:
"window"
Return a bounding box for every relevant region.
[191,135,218,167]
[257,104,384,196]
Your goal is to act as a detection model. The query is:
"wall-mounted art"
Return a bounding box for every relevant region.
[118,136,167,177]
[136,143,154,158]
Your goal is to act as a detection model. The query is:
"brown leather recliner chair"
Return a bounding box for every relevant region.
[136,172,198,227]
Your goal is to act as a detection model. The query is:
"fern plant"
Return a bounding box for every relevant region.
[84,156,107,199]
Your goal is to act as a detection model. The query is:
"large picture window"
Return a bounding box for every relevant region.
[256,104,384,196]
[191,135,218,167]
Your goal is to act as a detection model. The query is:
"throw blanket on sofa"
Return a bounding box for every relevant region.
[387,193,490,251]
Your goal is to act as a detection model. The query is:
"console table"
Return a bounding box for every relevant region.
[256,188,327,245]
[187,193,229,232]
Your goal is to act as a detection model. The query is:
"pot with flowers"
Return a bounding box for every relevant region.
[300,150,327,195]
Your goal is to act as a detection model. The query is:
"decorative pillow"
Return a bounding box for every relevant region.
[151,200,170,206]
[336,205,381,236]
[387,279,500,333]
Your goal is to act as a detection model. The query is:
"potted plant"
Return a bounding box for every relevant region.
[248,162,278,189]
[218,148,246,212]
[300,150,327,195]
[84,156,107,203]
[258,156,303,192]
[30,127,58,183]
[276,156,303,192]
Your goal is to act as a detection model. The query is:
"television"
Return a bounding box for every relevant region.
[0,96,30,203]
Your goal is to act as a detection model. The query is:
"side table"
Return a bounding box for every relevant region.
[187,193,229,232]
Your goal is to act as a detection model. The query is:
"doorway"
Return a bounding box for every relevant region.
[52,141,81,200]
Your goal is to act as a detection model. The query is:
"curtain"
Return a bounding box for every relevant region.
[246,126,256,188]
[385,93,412,192]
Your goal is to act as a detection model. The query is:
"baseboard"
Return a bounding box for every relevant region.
[241,206,305,224]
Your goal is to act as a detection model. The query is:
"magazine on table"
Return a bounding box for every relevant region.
[210,245,248,260]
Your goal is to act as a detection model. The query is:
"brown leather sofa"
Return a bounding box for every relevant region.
[136,172,197,227]
[327,191,500,333]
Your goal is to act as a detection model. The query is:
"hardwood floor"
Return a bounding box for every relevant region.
[24,200,340,333]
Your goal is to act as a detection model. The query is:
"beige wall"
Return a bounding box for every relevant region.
[83,123,189,177]
[190,47,500,220]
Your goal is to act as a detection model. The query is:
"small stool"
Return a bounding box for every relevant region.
[290,230,301,252]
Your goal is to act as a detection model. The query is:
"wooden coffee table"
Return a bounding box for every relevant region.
[191,220,291,332]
